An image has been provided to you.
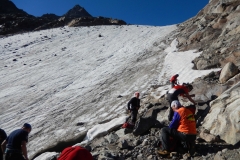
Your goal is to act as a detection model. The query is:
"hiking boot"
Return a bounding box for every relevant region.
[157,150,170,155]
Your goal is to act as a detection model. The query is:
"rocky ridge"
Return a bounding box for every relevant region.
[0,0,126,36]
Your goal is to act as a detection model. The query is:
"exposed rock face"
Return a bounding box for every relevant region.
[202,81,240,145]
[67,16,126,27]
[174,0,240,69]
[219,62,239,83]
[0,0,28,15]
[0,2,126,35]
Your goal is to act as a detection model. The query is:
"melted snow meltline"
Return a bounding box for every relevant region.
[76,116,127,145]
[159,39,220,86]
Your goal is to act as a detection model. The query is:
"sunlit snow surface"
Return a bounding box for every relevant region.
[0,25,218,158]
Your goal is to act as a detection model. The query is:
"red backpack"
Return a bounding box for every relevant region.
[122,122,134,129]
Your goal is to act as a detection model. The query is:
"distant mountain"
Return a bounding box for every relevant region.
[0,0,28,15]
[63,5,92,18]
[0,2,126,35]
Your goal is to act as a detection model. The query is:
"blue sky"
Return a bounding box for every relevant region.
[11,0,209,26]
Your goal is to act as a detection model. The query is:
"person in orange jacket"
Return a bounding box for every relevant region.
[158,100,196,156]
[58,146,93,160]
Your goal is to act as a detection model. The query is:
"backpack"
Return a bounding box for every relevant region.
[122,122,134,129]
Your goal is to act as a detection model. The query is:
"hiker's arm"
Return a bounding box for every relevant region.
[127,98,132,110]
[1,140,7,153]
[21,141,29,160]
[190,94,195,97]
[169,112,180,129]
[185,94,196,105]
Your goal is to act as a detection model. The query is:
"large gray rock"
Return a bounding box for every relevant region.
[202,81,240,145]
[219,62,239,83]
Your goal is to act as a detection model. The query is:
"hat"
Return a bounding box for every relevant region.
[23,123,32,129]
[171,100,182,109]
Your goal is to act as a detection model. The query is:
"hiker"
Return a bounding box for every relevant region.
[58,146,93,160]
[170,74,179,88]
[158,100,196,156]
[1,123,32,160]
[0,128,7,160]
[127,92,141,125]
[167,83,196,121]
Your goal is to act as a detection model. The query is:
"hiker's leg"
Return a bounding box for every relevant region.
[131,110,138,124]
[186,135,196,155]
[126,113,131,123]
[161,127,172,151]
[5,153,25,160]
[171,130,186,141]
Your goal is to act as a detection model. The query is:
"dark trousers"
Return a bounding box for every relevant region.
[5,152,25,160]
[131,110,138,124]
[161,127,196,153]
[0,153,3,160]
[127,110,138,124]
[167,94,178,121]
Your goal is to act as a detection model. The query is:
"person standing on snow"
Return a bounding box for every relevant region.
[127,92,141,125]
[0,128,7,160]
[170,74,179,88]
[1,123,32,160]
[167,83,196,121]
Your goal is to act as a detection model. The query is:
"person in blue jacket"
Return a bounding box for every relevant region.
[1,123,32,160]
[158,101,196,156]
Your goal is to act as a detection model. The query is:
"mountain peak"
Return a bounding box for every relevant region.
[63,4,92,18]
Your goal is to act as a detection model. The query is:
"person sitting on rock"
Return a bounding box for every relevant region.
[57,146,93,160]
[127,92,141,125]
[167,83,196,121]
[170,74,179,88]
[158,100,197,156]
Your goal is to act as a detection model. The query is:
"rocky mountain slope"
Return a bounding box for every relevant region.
[0,0,126,36]
[1,0,240,160]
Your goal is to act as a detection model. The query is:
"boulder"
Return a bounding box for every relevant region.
[201,81,240,145]
[133,106,165,136]
[199,129,220,143]
[219,62,239,83]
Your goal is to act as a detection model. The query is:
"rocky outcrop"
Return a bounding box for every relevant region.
[219,62,239,83]
[67,16,126,27]
[202,81,240,145]
[175,0,240,70]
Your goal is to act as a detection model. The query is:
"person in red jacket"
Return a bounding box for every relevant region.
[170,74,179,88]
[58,146,93,160]
[158,100,196,156]
[167,83,196,121]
